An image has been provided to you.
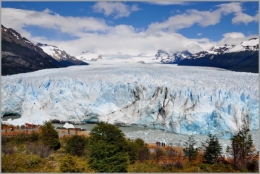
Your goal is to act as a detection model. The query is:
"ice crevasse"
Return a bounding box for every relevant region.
[1,64,258,139]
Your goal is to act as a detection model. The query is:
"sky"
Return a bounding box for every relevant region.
[1,1,259,56]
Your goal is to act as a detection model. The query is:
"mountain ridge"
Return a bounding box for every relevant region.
[1,25,64,76]
[37,43,88,66]
[178,38,259,73]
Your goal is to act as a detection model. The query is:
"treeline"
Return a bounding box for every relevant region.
[1,122,259,172]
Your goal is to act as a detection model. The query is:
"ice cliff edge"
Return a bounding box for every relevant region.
[1,65,258,139]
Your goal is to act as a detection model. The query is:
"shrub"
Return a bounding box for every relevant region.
[2,144,15,154]
[138,146,150,162]
[39,121,60,150]
[1,136,9,145]
[200,163,210,172]
[26,142,53,158]
[246,159,259,172]
[65,135,89,157]
[174,161,183,169]
[29,130,39,142]
[25,155,42,168]
[135,138,145,147]
[59,154,85,172]
[2,154,19,172]
[128,161,163,172]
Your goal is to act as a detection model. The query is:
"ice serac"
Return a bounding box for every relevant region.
[1,65,258,139]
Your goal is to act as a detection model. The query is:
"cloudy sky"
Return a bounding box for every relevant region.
[1,1,259,56]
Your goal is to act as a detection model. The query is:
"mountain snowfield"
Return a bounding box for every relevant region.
[37,43,71,61]
[154,38,259,62]
[191,38,259,59]
[154,50,192,63]
[1,64,258,139]
[75,51,160,64]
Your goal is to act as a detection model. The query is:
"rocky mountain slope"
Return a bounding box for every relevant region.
[1,25,66,76]
[154,50,192,64]
[75,50,103,62]
[178,38,259,73]
[37,43,88,66]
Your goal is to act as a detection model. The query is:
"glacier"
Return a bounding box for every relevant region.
[1,64,259,139]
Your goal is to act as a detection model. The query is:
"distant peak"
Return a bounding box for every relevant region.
[249,37,258,41]
[37,43,57,48]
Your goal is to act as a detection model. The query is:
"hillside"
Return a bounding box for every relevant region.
[178,38,259,73]
[1,25,66,76]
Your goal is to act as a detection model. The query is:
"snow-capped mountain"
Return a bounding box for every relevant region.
[1,64,258,139]
[37,43,88,66]
[179,38,259,73]
[1,25,64,76]
[75,50,103,62]
[191,38,259,59]
[155,50,192,63]
[2,25,49,57]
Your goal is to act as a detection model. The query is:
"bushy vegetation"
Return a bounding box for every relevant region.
[88,122,129,172]
[1,122,259,173]
[59,154,85,172]
[39,121,61,150]
[65,135,89,156]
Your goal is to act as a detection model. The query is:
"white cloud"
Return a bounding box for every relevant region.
[146,1,188,6]
[147,2,258,33]
[147,9,221,32]
[2,8,110,38]
[197,33,202,36]
[216,32,258,46]
[217,2,258,25]
[92,2,140,19]
[1,3,258,57]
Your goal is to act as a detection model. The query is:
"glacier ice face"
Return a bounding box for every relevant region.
[1,64,258,139]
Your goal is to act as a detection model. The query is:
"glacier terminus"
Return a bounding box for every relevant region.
[1,64,259,139]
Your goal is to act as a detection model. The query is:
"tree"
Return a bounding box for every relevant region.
[183,135,198,162]
[88,122,129,172]
[65,135,89,156]
[127,139,138,164]
[135,138,145,147]
[226,126,257,170]
[39,121,60,150]
[202,134,222,164]
[127,138,150,164]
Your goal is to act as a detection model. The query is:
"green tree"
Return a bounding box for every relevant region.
[183,135,198,162]
[127,139,138,164]
[65,135,89,156]
[127,138,150,164]
[135,138,145,147]
[202,134,222,164]
[226,126,257,170]
[39,121,60,150]
[88,122,129,172]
